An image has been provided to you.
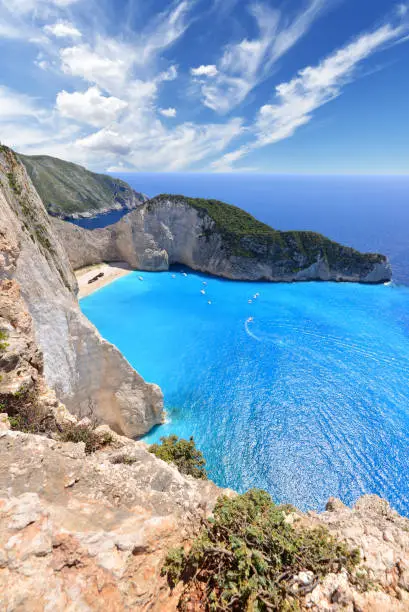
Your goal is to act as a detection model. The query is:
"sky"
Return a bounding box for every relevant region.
[0,0,408,174]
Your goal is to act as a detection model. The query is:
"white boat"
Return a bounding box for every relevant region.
[247,316,254,322]
[202,281,207,286]
[182,272,188,277]
[138,276,144,281]
[171,274,176,279]
[208,300,212,305]
[201,289,206,295]
[248,299,253,304]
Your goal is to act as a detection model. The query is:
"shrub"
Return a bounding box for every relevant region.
[59,422,113,454]
[0,387,54,434]
[0,330,8,351]
[110,454,138,465]
[149,435,208,480]
[162,489,361,611]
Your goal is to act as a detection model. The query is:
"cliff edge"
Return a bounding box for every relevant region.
[54,194,392,283]
[0,146,163,436]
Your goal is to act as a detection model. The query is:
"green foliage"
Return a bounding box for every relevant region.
[150,435,208,480]
[0,388,53,434]
[0,330,8,351]
[59,422,113,454]
[7,171,21,195]
[110,454,138,465]
[163,489,361,611]
[19,153,144,216]
[151,194,385,269]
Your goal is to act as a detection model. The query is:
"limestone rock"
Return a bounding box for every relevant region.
[0,147,163,436]
[54,196,392,284]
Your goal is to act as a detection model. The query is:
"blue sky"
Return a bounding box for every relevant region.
[0,0,408,173]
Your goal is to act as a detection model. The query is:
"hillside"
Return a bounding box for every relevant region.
[19,153,146,218]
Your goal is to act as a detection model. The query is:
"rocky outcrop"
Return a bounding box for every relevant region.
[1,422,409,611]
[0,146,163,436]
[0,425,224,611]
[54,196,392,284]
[19,153,147,219]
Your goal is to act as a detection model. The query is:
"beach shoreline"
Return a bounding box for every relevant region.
[75,262,133,299]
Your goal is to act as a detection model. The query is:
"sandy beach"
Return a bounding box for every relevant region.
[75,262,133,299]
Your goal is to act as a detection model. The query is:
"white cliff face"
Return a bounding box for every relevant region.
[0,147,163,437]
[54,197,392,284]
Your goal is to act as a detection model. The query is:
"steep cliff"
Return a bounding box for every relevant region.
[54,195,392,283]
[19,153,147,219]
[0,146,163,436]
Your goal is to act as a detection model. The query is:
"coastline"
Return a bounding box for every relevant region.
[75,262,133,298]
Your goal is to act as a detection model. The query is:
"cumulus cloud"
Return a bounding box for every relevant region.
[56,87,128,127]
[159,107,177,117]
[195,0,328,113]
[44,21,82,39]
[191,64,218,77]
[212,20,409,170]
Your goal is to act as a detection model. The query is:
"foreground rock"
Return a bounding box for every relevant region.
[0,422,408,611]
[0,426,223,611]
[54,195,392,283]
[0,146,163,436]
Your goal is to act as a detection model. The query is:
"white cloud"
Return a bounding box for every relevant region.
[1,0,80,15]
[60,40,134,93]
[397,3,408,17]
[56,87,128,127]
[77,128,133,155]
[159,107,177,118]
[212,20,409,170]
[191,64,218,77]
[44,21,82,39]
[195,0,327,113]
[0,86,42,119]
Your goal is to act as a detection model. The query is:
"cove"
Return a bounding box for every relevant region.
[81,270,409,515]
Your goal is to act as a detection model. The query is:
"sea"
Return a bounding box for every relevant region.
[79,173,409,515]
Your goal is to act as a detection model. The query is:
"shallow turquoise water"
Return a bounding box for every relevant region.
[81,270,409,515]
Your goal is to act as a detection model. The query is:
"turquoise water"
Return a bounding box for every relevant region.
[81,270,409,515]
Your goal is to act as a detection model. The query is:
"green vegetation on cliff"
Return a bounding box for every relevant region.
[151,194,386,271]
[163,489,361,611]
[19,153,145,217]
[150,435,208,480]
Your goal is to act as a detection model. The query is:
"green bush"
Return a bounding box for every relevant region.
[0,330,8,351]
[163,489,360,611]
[0,388,53,434]
[59,423,113,454]
[149,435,208,480]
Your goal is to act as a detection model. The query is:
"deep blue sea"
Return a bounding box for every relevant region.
[79,174,409,515]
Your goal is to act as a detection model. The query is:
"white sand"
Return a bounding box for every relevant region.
[75,262,133,299]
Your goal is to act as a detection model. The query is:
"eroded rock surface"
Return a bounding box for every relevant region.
[0,427,223,611]
[54,197,392,283]
[0,147,163,436]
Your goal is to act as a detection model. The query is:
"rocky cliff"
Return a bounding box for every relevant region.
[54,195,392,283]
[19,153,147,219]
[0,146,163,436]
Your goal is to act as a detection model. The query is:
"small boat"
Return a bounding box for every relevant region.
[248,299,253,304]
[202,281,207,286]
[171,274,176,279]
[201,289,206,295]
[182,272,188,277]
[253,294,257,299]
[138,276,144,281]
[208,300,212,305]
[247,316,254,322]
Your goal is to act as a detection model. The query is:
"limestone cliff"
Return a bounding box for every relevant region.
[0,146,163,436]
[54,195,392,283]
